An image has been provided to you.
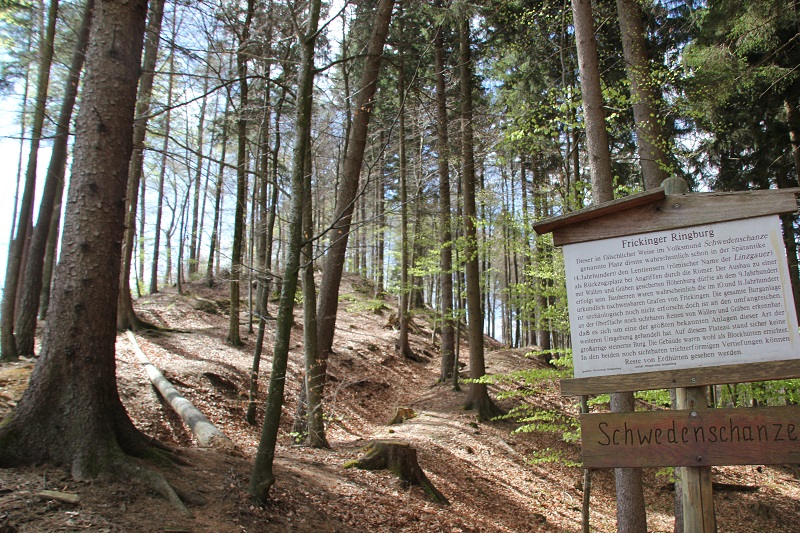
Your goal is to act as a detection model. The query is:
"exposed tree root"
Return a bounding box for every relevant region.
[399,344,425,362]
[115,459,190,516]
[463,397,506,422]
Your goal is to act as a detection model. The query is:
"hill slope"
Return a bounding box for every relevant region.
[1,276,799,531]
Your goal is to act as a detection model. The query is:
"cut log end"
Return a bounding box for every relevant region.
[344,440,449,505]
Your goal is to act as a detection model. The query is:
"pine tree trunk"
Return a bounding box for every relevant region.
[375,131,386,297]
[1,0,58,362]
[118,0,167,330]
[781,99,800,323]
[434,11,455,382]
[616,0,669,189]
[10,29,33,249]
[15,0,93,355]
[572,0,614,201]
[574,0,646,529]
[459,18,502,421]
[0,0,157,477]
[397,36,416,361]
[38,171,63,320]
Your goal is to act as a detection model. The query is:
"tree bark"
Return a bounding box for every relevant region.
[316,0,395,357]
[188,54,212,277]
[0,0,158,479]
[148,13,177,295]
[434,10,455,382]
[250,0,322,501]
[1,0,58,362]
[375,131,386,297]
[345,441,449,505]
[15,0,94,356]
[207,97,231,288]
[118,0,167,331]
[459,18,503,421]
[573,0,647,529]
[228,0,255,346]
[781,98,800,323]
[127,332,232,448]
[397,30,417,362]
[38,169,64,320]
[616,0,670,189]
[609,392,648,532]
[301,131,328,448]
[572,0,614,202]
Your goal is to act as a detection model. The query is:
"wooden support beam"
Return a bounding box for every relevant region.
[533,188,799,247]
[560,358,800,396]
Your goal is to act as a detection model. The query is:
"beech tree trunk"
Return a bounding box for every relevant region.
[228,0,255,346]
[188,55,212,277]
[148,15,177,295]
[301,135,328,448]
[250,0,322,501]
[0,0,157,477]
[127,332,232,448]
[207,97,231,288]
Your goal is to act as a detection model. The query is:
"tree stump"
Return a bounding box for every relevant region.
[344,441,449,505]
[388,407,417,425]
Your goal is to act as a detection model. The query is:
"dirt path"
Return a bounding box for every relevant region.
[2,279,800,531]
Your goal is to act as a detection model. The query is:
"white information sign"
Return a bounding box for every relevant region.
[564,215,800,378]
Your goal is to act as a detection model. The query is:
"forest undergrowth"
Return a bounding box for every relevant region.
[1,276,799,532]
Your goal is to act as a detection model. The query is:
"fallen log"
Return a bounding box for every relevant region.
[126,331,234,449]
[37,490,80,504]
[344,440,448,504]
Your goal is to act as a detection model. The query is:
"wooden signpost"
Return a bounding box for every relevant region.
[533,187,800,532]
[581,405,800,468]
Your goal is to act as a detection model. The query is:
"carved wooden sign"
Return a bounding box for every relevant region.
[581,406,800,468]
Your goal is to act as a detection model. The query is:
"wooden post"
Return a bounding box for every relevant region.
[675,386,715,532]
[580,395,591,533]
[534,185,800,533]
[663,176,715,532]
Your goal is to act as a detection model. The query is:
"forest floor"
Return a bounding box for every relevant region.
[2,275,800,532]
